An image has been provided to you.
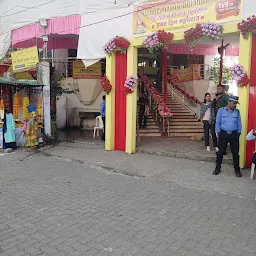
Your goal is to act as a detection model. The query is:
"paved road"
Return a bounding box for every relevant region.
[0,148,256,256]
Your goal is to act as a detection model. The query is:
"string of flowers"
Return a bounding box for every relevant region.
[230,64,250,87]
[167,76,202,105]
[101,76,112,94]
[184,22,223,48]
[103,36,130,55]
[124,75,138,94]
[238,15,256,39]
[141,74,173,119]
[143,30,174,53]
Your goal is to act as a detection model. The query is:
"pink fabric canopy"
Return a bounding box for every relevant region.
[168,43,239,56]
[12,15,81,49]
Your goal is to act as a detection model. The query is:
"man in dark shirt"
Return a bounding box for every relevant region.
[212,84,229,115]
[138,92,149,128]
[212,84,229,155]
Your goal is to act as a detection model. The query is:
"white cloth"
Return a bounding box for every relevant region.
[203,105,211,121]
[78,5,133,67]
[246,129,256,141]
[0,0,81,59]
[0,128,25,148]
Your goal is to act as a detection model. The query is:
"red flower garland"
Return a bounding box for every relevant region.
[238,15,256,39]
[237,75,250,87]
[101,76,112,94]
[143,30,174,53]
[104,36,130,55]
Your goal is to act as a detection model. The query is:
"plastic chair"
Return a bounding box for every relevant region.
[93,115,104,138]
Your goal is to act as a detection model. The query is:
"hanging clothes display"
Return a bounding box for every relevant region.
[3,111,17,149]
[25,105,39,148]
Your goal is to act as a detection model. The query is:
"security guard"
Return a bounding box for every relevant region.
[213,96,242,177]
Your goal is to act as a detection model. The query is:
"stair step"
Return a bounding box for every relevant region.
[171,116,196,120]
[169,125,202,129]
[167,132,204,137]
[139,129,160,133]
[137,126,159,129]
[170,118,199,122]
[168,128,203,133]
[171,113,195,116]
[138,133,162,137]
[168,109,191,113]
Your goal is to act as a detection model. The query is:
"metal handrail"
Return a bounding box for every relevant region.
[148,94,170,137]
[167,83,200,119]
[140,77,171,137]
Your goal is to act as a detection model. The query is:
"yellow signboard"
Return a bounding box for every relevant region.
[133,0,243,35]
[171,64,201,82]
[11,46,39,73]
[73,61,102,79]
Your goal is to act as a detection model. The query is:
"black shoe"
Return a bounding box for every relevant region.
[213,169,221,175]
[235,170,242,178]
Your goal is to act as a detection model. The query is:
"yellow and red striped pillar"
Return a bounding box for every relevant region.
[238,33,252,168]
[245,35,256,167]
[105,46,138,153]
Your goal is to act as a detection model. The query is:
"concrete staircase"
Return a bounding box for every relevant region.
[138,77,203,137]
[159,93,204,137]
[138,113,162,137]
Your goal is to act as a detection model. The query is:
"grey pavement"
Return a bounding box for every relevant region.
[0,141,256,256]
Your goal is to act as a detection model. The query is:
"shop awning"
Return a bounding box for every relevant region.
[0,77,40,86]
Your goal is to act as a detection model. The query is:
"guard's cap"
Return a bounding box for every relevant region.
[229,95,239,104]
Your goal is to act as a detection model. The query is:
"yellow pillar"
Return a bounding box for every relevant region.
[126,46,138,154]
[105,54,115,151]
[238,33,252,168]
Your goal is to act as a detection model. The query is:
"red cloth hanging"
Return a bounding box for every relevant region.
[115,53,127,151]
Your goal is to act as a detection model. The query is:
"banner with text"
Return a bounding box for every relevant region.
[132,0,243,35]
[73,61,102,79]
[171,65,201,82]
[11,46,39,73]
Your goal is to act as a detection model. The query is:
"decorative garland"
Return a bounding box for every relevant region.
[124,76,138,94]
[184,22,223,48]
[141,75,173,119]
[143,30,174,53]
[238,15,256,39]
[167,76,202,105]
[231,64,250,87]
[101,76,112,94]
[103,36,130,55]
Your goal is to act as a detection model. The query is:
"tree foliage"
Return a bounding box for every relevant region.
[213,57,232,85]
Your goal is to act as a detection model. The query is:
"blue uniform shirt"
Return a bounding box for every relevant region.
[216,107,242,134]
[100,101,106,117]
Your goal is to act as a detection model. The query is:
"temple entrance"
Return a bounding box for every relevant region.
[136,34,240,161]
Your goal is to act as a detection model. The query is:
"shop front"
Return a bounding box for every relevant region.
[0,79,44,150]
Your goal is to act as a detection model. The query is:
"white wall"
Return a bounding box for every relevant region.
[180,80,216,102]
[57,78,104,129]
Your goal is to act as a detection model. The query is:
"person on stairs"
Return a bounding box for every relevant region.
[138,92,149,129]
[200,93,218,152]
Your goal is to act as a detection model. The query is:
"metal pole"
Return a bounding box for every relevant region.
[163,49,167,105]
[219,39,224,85]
